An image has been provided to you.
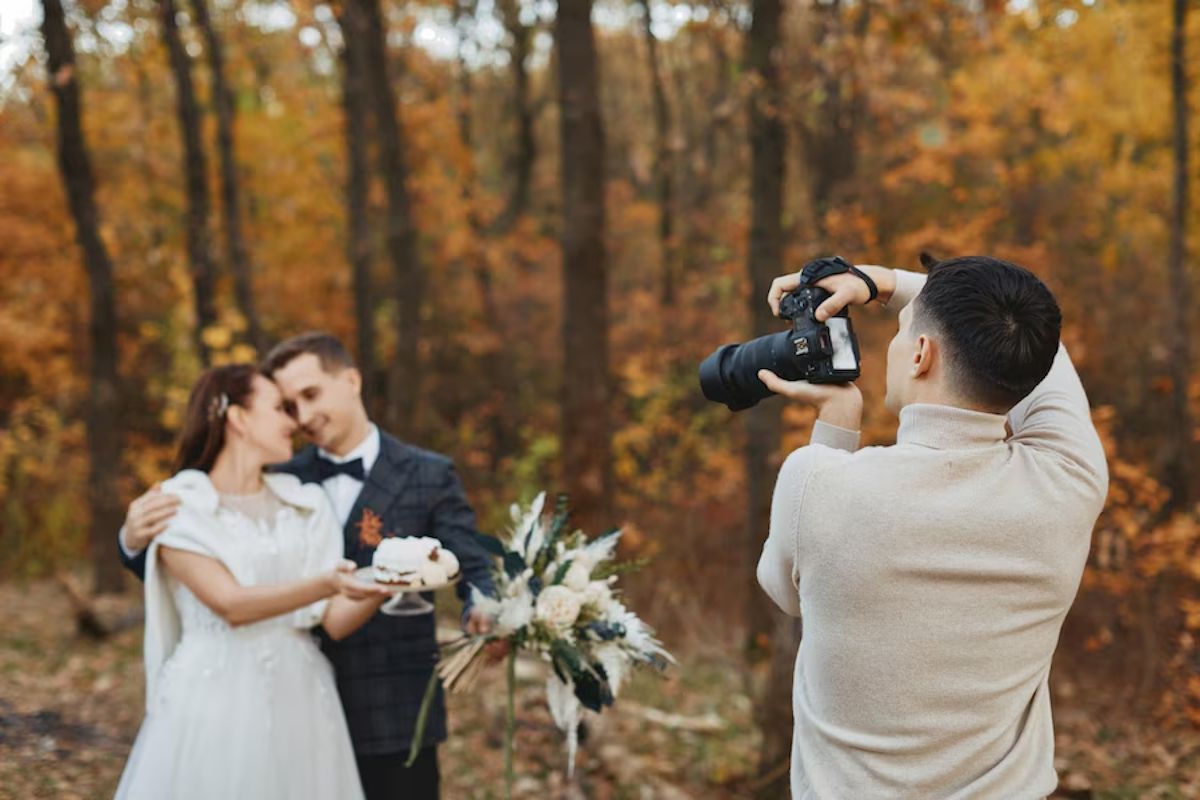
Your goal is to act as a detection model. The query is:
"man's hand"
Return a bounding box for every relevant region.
[332,560,392,601]
[123,484,182,552]
[758,370,864,429]
[465,608,511,663]
[768,264,895,321]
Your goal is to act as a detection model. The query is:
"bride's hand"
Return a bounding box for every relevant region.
[330,560,391,602]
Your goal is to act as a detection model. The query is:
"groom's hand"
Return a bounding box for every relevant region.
[124,484,182,552]
[465,608,510,663]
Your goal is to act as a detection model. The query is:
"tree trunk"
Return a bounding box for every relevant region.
[635,0,675,305]
[556,0,611,535]
[1167,0,1195,508]
[800,0,867,233]
[358,0,423,439]
[41,0,126,594]
[745,0,793,792]
[190,0,265,355]
[492,0,535,234]
[160,0,217,364]
[338,0,377,414]
[454,0,520,468]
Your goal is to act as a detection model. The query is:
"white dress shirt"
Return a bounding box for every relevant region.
[318,424,380,527]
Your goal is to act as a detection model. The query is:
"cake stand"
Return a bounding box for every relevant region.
[353,567,460,617]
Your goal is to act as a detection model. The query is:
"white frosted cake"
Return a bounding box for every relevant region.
[372,537,461,587]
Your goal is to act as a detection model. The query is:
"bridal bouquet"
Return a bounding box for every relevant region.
[412,492,672,792]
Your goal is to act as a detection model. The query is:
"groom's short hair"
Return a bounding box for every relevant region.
[262,332,356,378]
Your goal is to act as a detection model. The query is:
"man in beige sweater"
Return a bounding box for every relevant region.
[755,256,1108,799]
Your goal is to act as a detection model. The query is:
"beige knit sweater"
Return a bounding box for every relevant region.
[757,270,1108,799]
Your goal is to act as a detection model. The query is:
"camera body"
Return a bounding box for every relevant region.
[778,286,861,385]
[698,267,862,412]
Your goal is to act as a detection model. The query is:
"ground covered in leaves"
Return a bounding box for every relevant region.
[1,577,1196,799]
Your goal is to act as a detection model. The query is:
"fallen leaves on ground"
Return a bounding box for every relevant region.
[0,577,1195,799]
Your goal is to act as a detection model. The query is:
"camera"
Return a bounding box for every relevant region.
[699,272,862,412]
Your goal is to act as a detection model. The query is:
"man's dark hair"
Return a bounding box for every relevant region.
[261,332,356,378]
[912,255,1061,412]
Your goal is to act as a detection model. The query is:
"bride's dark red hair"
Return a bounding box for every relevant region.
[172,364,261,473]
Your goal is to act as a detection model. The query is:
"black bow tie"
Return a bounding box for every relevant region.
[311,456,365,483]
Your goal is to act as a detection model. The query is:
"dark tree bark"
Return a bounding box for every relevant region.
[337,0,377,413]
[357,0,423,439]
[1167,0,1195,507]
[744,0,793,793]
[159,0,217,363]
[492,0,535,233]
[190,0,265,355]
[556,0,611,535]
[799,0,867,232]
[41,0,126,594]
[628,0,676,303]
[635,0,675,305]
[452,0,520,467]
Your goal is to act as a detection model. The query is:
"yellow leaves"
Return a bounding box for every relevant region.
[1182,599,1200,632]
[200,324,233,351]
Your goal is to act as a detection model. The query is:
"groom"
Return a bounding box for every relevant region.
[119,332,497,800]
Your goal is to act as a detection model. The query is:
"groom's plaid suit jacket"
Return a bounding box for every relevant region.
[278,433,497,757]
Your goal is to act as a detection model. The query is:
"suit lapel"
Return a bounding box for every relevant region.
[342,434,415,560]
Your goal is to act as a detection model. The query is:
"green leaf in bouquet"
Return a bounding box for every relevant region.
[550,639,585,680]
[547,494,571,542]
[503,551,527,578]
[476,532,507,559]
[573,662,614,713]
[592,555,653,581]
[551,559,573,586]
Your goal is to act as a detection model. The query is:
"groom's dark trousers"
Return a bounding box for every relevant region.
[119,433,496,800]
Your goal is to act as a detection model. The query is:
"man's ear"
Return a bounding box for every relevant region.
[913,335,936,379]
[345,367,363,395]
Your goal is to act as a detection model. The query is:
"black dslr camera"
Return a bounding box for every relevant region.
[699,257,863,411]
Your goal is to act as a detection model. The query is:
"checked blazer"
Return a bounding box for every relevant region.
[278,433,496,757]
[119,432,497,758]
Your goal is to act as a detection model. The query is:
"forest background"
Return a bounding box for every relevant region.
[0,0,1198,797]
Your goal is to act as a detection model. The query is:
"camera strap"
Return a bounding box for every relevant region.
[800,256,879,303]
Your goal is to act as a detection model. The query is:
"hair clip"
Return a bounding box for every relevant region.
[209,392,230,421]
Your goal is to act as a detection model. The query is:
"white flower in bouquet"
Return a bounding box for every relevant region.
[582,578,613,608]
[470,579,534,638]
[509,492,547,562]
[535,584,583,630]
[562,561,591,592]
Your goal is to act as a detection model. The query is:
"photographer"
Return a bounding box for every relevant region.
[754,257,1108,798]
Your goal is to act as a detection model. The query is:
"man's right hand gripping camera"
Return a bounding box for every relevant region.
[699,256,867,412]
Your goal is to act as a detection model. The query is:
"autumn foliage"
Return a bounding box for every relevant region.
[0,0,1197,744]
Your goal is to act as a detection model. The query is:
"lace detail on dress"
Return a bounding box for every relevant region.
[218,487,283,528]
[168,485,306,639]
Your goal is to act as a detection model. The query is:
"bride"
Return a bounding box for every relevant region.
[115,364,391,800]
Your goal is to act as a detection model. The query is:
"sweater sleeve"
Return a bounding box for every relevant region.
[883,269,927,311]
[757,444,854,617]
[1006,344,1109,506]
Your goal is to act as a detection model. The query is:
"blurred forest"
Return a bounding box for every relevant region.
[0,0,1198,796]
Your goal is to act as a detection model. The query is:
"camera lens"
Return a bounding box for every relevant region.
[699,331,805,411]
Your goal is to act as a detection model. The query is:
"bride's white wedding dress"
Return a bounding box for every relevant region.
[114,471,365,800]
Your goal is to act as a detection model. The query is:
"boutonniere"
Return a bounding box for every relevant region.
[355,508,394,548]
